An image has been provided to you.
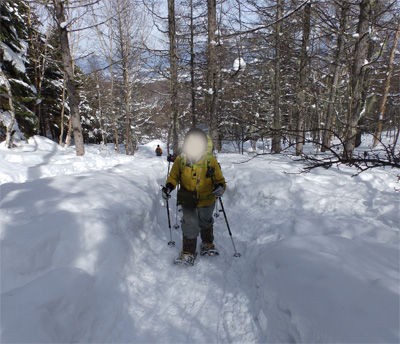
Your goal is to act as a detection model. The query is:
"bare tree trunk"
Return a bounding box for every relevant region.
[168,0,179,154]
[28,6,48,138]
[295,2,311,156]
[115,0,135,155]
[167,123,172,156]
[113,120,119,151]
[95,77,106,145]
[189,0,196,128]
[373,22,400,147]
[343,0,375,158]
[123,69,133,155]
[392,125,400,154]
[59,75,66,145]
[65,117,72,147]
[53,0,85,156]
[107,33,119,152]
[206,0,220,151]
[321,2,349,152]
[272,0,283,154]
[93,2,119,152]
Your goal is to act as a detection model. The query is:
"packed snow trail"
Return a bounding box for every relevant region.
[1,137,399,343]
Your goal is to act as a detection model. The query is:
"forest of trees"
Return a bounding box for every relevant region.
[0,0,399,160]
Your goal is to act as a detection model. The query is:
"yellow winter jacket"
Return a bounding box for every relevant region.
[166,154,226,208]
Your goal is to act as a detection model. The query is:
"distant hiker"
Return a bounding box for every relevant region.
[167,153,177,162]
[155,145,163,156]
[162,128,226,265]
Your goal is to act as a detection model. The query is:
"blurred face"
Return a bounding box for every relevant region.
[183,133,207,162]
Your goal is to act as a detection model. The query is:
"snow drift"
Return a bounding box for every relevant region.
[0,137,399,343]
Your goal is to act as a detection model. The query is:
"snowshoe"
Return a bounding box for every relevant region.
[200,242,219,256]
[174,251,197,266]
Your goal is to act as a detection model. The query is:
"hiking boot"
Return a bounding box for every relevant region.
[201,226,214,244]
[200,242,219,256]
[182,236,197,255]
[200,242,215,251]
[174,251,197,266]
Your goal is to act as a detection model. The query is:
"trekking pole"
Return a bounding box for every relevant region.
[167,160,171,178]
[218,197,241,257]
[174,198,180,229]
[165,156,176,241]
[165,195,175,247]
[214,199,220,218]
[172,184,180,229]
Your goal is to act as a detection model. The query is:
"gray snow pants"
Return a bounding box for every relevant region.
[181,204,215,240]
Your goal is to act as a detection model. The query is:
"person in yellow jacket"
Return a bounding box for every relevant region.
[162,128,226,265]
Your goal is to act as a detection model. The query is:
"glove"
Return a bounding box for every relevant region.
[212,184,225,198]
[162,183,174,200]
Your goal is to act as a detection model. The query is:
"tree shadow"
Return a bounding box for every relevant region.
[215,163,400,343]
[0,177,88,342]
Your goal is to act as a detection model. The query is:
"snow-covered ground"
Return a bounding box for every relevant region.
[1,136,399,343]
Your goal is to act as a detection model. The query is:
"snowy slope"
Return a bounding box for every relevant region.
[1,137,399,343]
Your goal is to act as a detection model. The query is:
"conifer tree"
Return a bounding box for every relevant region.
[0,0,36,145]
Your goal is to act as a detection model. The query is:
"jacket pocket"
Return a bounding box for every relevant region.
[178,187,198,208]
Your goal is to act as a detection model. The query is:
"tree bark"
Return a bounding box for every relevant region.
[168,0,179,154]
[343,0,375,158]
[206,0,219,151]
[53,0,85,156]
[107,25,118,152]
[123,67,134,155]
[321,2,350,152]
[373,22,400,147]
[93,1,119,152]
[95,75,106,145]
[295,2,311,156]
[272,0,283,154]
[27,5,46,137]
[115,0,136,155]
[59,75,66,145]
[65,117,72,147]
[189,0,196,128]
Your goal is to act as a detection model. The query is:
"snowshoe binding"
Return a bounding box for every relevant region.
[200,242,219,256]
[174,251,197,266]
